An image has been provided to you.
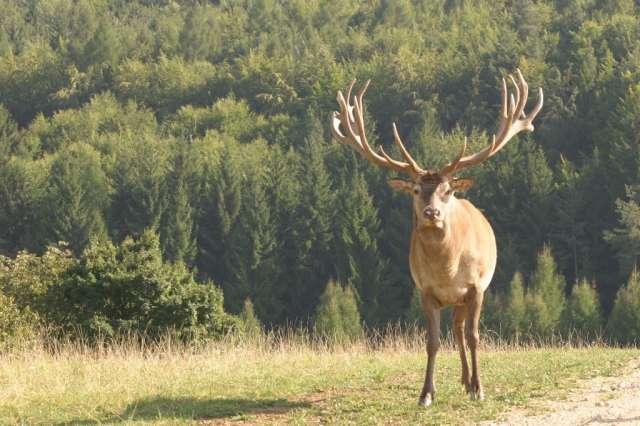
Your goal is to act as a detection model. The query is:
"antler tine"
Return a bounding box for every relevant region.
[440,137,469,176]
[392,123,423,172]
[439,70,543,176]
[330,80,425,179]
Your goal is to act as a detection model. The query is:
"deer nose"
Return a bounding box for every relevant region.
[423,206,440,220]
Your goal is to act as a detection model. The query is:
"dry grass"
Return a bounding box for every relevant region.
[0,328,636,425]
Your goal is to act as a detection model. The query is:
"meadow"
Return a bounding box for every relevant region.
[0,330,636,425]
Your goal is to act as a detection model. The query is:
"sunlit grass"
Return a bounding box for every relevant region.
[0,329,636,425]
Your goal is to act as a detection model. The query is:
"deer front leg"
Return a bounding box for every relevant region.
[466,288,485,401]
[419,293,441,407]
[453,305,471,393]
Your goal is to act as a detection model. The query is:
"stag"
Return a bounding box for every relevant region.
[330,70,543,406]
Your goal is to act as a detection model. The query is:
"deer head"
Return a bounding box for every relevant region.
[330,69,543,230]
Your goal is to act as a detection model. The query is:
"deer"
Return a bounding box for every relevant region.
[330,70,543,406]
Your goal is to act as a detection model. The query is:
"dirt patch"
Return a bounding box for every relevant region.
[483,357,640,426]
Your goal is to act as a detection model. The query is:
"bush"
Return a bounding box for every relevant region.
[562,279,602,338]
[314,280,363,341]
[607,269,640,344]
[0,292,38,349]
[46,230,236,340]
[0,243,75,320]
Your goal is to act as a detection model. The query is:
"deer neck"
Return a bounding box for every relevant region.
[413,198,463,264]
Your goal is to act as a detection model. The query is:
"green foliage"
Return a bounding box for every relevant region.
[0,243,76,346]
[562,279,602,337]
[607,269,640,344]
[47,230,236,340]
[335,172,389,325]
[160,149,196,265]
[238,298,262,337]
[314,281,363,341]
[39,143,109,253]
[2,0,640,333]
[525,246,566,337]
[0,292,37,349]
[504,272,526,337]
[0,244,76,314]
[604,186,640,279]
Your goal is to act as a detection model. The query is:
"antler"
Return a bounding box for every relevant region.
[440,69,543,176]
[331,80,425,180]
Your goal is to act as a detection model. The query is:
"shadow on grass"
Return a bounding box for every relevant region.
[57,397,311,424]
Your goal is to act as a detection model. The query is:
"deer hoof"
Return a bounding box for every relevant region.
[470,390,485,401]
[418,394,433,407]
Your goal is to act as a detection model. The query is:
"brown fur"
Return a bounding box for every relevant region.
[394,176,496,405]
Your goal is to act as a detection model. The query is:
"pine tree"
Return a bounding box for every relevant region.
[525,246,567,337]
[110,135,169,241]
[40,143,109,253]
[314,280,363,341]
[334,172,389,325]
[239,298,262,337]
[0,158,44,254]
[0,104,18,158]
[562,279,602,337]
[225,143,278,317]
[504,271,526,337]
[160,149,196,265]
[259,145,300,324]
[196,140,241,286]
[607,269,640,344]
[288,129,335,321]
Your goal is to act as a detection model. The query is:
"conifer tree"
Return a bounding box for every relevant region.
[607,269,640,344]
[225,143,278,317]
[334,172,389,325]
[239,298,262,337]
[314,280,363,341]
[562,279,602,337]
[504,271,526,337]
[40,143,109,253]
[288,124,335,321]
[525,246,566,337]
[110,136,169,241]
[196,139,241,286]
[161,149,196,265]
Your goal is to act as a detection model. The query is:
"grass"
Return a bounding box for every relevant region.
[0,330,636,425]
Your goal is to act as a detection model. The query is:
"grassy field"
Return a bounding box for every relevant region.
[0,332,637,425]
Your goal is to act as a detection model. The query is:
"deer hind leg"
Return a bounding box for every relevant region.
[419,293,441,407]
[465,287,485,401]
[453,305,471,393]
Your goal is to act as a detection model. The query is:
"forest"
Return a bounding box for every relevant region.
[1,0,640,343]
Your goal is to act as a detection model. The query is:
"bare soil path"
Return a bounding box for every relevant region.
[484,357,640,426]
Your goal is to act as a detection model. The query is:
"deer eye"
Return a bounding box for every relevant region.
[413,187,420,195]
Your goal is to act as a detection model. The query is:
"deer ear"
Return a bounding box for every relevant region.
[450,177,475,192]
[387,179,414,193]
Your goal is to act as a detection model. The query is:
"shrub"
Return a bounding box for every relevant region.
[0,292,38,349]
[314,280,363,341]
[0,243,75,319]
[46,230,236,340]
